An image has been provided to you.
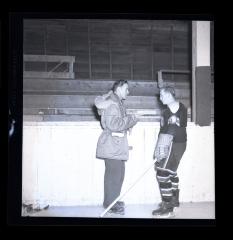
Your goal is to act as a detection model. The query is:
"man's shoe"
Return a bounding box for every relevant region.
[152,202,174,218]
[108,205,125,215]
[158,189,180,208]
[158,201,165,208]
[116,201,125,207]
[152,207,174,218]
[103,201,125,209]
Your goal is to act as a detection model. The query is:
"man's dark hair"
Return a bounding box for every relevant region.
[112,80,128,92]
[160,86,176,97]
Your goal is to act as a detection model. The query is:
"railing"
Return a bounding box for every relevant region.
[157,69,191,88]
[23,55,75,79]
[158,69,214,87]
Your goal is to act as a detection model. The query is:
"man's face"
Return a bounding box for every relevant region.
[160,90,171,105]
[117,83,129,100]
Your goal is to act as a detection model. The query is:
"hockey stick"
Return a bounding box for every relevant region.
[99,159,157,217]
[99,140,173,218]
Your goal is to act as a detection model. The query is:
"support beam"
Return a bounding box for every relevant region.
[192,21,211,126]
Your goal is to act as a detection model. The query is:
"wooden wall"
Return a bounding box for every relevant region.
[22,121,215,205]
[24,19,190,80]
[23,19,214,121]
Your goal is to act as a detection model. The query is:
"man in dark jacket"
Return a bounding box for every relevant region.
[95,80,138,215]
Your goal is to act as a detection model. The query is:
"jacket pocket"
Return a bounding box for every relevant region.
[96,132,128,160]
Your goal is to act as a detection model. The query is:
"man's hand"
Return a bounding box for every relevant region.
[130,114,138,123]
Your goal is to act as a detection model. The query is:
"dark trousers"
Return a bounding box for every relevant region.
[156,142,186,202]
[103,159,125,207]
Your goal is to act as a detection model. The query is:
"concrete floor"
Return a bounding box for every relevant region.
[23,202,215,219]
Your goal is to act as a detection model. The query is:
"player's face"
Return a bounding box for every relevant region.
[160,90,171,105]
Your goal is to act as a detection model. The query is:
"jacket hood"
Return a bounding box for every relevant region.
[95,93,119,113]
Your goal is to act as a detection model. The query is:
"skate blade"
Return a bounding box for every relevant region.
[153,212,175,218]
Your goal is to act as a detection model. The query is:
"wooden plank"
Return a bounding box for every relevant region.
[68,42,89,52]
[90,33,110,44]
[112,64,131,73]
[23,94,191,109]
[24,19,189,36]
[69,52,89,62]
[23,107,162,117]
[24,71,74,79]
[133,74,153,81]
[65,20,88,32]
[24,30,45,54]
[23,114,164,122]
[24,19,191,83]
[24,55,75,62]
[74,63,89,72]
[23,115,44,121]
[24,107,171,120]
[42,115,99,121]
[112,73,131,79]
[90,43,110,51]
[133,55,151,64]
[24,62,46,71]
[111,32,130,40]
[23,48,45,55]
[23,114,99,122]
[23,103,213,122]
[91,64,110,73]
[154,52,172,67]
[89,22,111,32]
[111,54,131,64]
[92,72,110,79]
[153,31,171,40]
[47,35,66,53]
[23,107,94,115]
[173,53,189,67]
[132,64,151,72]
[46,24,66,32]
[23,79,193,95]
[75,72,90,79]
[24,20,46,29]
[91,53,110,64]
[131,35,151,43]
[173,75,190,82]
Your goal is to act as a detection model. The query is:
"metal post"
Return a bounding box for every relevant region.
[192,21,197,123]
